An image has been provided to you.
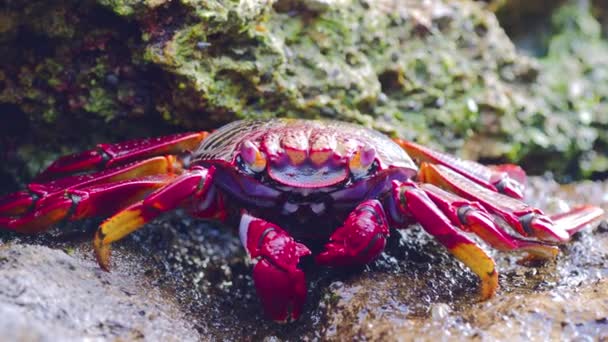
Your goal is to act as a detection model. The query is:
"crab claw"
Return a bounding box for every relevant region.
[239,214,311,322]
[253,258,308,323]
[316,199,389,267]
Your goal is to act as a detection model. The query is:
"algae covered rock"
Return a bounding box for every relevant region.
[0,2,607,339]
[532,3,608,178]
[0,0,606,184]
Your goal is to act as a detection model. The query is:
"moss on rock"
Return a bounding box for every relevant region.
[0,0,606,186]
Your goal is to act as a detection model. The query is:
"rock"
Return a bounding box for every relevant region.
[0,243,200,341]
[1,1,607,185]
[1,0,608,340]
[0,180,606,340]
[316,178,608,341]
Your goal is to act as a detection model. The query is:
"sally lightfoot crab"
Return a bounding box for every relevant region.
[0,119,604,322]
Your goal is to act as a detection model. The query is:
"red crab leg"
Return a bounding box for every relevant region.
[551,205,606,236]
[417,183,559,259]
[0,155,182,217]
[392,180,498,299]
[94,167,211,270]
[394,139,526,199]
[35,131,209,182]
[316,199,390,267]
[239,213,311,323]
[0,174,175,233]
[419,163,604,242]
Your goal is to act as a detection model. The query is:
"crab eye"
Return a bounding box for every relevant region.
[349,146,377,178]
[239,140,266,173]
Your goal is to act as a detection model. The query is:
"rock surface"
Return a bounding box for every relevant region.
[1,0,608,340]
[0,178,606,340]
[0,243,200,341]
[317,178,608,341]
[1,1,607,188]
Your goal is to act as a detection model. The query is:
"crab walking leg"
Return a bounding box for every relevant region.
[239,213,311,322]
[0,175,175,233]
[393,181,498,299]
[417,183,559,259]
[35,131,209,182]
[0,155,183,217]
[316,199,390,267]
[394,139,526,199]
[550,205,605,236]
[419,163,604,243]
[94,167,211,270]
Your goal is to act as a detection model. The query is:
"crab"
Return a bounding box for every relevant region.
[0,119,604,322]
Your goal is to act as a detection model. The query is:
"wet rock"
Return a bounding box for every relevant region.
[316,178,608,341]
[1,1,607,184]
[0,243,200,341]
[0,179,606,340]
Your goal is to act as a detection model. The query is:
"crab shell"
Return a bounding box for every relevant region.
[193,119,418,217]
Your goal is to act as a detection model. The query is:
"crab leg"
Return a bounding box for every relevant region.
[419,163,604,242]
[0,174,175,233]
[239,213,311,322]
[316,199,390,267]
[394,139,526,199]
[551,205,606,236]
[35,131,209,182]
[392,181,498,299]
[417,183,559,259]
[0,155,183,217]
[93,167,211,270]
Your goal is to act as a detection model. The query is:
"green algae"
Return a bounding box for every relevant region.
[0,0,606,184]
[533,3,608,178]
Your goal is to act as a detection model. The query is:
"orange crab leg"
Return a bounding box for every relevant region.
[0,155,183,218]
[35,131,209,182]
[394,139,526,199]
[419,183,559,259]
[0,175,174,233]
[0,191,35,218]
[94,167,210,270]
[393,181,498,300]
[419,163,605,243]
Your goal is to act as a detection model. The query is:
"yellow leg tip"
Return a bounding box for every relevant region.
[450,242,499,301]
[91,202,149,272]
[93,232,111,272]
[479,269,499,300]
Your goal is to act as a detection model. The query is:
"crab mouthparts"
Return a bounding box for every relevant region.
[268,162,349,188]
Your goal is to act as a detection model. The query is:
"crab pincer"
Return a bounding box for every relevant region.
[239,213,311,322]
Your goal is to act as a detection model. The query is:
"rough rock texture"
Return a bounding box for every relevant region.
[1,0,607,188]
[0,178,606,340]
[1,0,608,340]
[0,243,200,341]
[317,178,608,340]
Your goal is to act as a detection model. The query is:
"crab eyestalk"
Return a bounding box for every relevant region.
[240,140,267,172]
[349,146,376,177]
